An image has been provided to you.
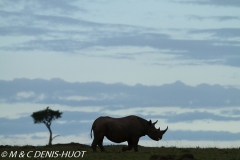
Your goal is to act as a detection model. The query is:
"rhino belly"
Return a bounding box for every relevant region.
[106,133,128,143]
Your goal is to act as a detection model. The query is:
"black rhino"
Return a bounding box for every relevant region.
[90,115,168,152]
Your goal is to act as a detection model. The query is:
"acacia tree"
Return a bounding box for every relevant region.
[31,107,62,146]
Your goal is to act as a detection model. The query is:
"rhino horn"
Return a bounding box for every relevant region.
[162,126,168,134]
[152,120,158,126]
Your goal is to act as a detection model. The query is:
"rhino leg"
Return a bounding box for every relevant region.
[91,134,105,152]
[122,137,140,152]
[97,137,105,152]
[122,139,139,152]
[133,145,138,152]
[122,144,132,152]
[91,139,97,151]
[132,138,139,152]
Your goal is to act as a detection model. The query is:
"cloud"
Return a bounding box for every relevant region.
[8,31,237,67]
[4,31,238,67]
[1,101,240,146]
[164,111,240,122]
[189,28,240,39]
[1,114,239,144]
[0,110,96,137]
[1,102,240,130]
[103,107,240,123]
[16,91,35,100]
[171,0,240,7]
[0,7,139,37]
[0,117,44,135]
[0,102,103,120]
[1,1,239,67]
[187,15,240,22]
[0,132,90,146]
[1,78,240,108]
[139,139,240,148]
[165,130,240,141]
[1,78,240,142]
[93,32,240,66]
[0,0,84,15]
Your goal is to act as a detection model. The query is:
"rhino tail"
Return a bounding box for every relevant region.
[90,121,95,139]
[90,128,92,139]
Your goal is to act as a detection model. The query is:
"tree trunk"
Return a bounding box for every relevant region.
[46,125,52,146]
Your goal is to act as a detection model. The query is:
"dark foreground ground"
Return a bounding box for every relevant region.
[0,143,240,160]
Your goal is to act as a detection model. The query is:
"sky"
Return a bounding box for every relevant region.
[0,0,240,148]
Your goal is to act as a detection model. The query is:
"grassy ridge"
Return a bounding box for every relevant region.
[0,143,240,160]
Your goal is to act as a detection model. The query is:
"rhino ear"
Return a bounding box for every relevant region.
[153,120,158,126]
[148,120,152,125]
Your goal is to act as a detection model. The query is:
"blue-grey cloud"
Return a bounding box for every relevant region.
[189,28,240,39]
[187,15,240,22]
[3,29,239,66]
[172,0,240,7]
[0,111,94,137]
[1,115,239,142]
[0,1,239,68]
[0,117,44,135]
[165,130,240,141]
[0,0,84,15]
[0,9,139,35]
[1,78,240,108]
[220,109,240,116]
[161,111,240,123]
[95,31,240,67]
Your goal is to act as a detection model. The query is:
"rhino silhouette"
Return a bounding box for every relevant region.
[90,115,168,152]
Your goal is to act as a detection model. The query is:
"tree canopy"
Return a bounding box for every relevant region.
[31,107,62,125]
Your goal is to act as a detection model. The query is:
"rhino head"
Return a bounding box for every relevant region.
[146,120,168,141]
